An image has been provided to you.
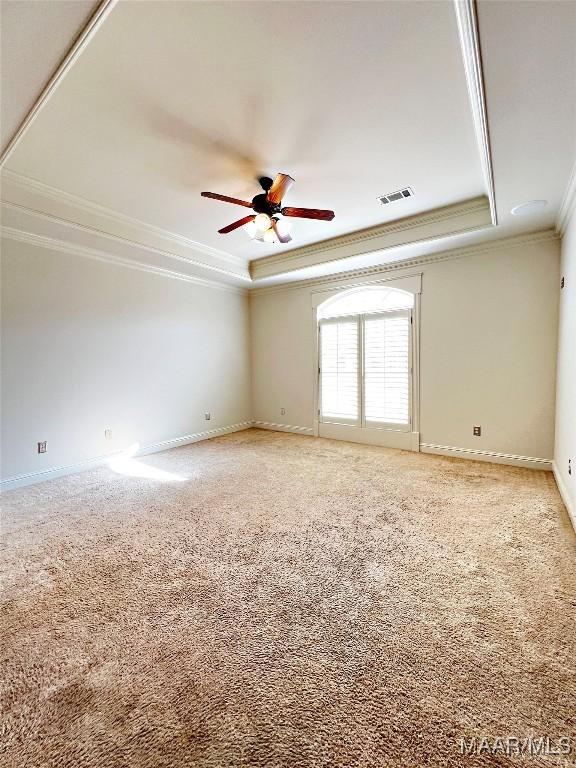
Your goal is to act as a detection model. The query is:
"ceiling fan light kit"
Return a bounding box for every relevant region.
[201,173,335,245]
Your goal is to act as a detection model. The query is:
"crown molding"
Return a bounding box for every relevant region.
[1,226,248,296]
[250,196,492,280]
[2,171,495,288]
[453,0,497,225]
[557,159,576,235]
[1,199,250,286]
[3,196,558,298]
[1,169,246,270]
[249,228,559,296]
[0,0,119,164]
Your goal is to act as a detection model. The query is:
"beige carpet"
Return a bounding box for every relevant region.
[1,429,575,767]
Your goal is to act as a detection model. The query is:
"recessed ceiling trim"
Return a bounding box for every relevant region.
[250,229,559,296]
[453,0,497,226]
[1,201,251,284]
[251,196,492,280]
[0,0,118,167]
[2,169,247,269]
[1,226,248,296]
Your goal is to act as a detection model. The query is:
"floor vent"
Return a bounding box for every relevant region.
[378,187,414,205]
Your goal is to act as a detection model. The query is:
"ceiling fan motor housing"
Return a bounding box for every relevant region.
[251,193,281,215]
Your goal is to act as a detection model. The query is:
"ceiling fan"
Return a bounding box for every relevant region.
[201,173,335,244]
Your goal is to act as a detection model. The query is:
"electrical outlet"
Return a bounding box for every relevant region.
[280,407,286,416]
[104,429,113,440]
[473,426,481,437]
[205,412,211,421]
[38,441,47,454]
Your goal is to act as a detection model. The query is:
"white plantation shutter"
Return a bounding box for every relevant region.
[363,311,410,427]
[319,318,359,424]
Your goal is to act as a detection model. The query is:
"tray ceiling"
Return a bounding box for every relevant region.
[3,0,485,264]
[3,0,574,288]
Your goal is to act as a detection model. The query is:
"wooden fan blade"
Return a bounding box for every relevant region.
[267,173,295,205]
[281,206,335,221]
[201,191,253,208]
[272,219,292,244]
[218,215,255,234]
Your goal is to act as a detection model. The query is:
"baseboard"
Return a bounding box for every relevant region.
[2,426,558,491]
[552,462,576,533]
[134,422,253,456]
[420,442,553,471]
[0,421,253,492]
[252,420,314,436]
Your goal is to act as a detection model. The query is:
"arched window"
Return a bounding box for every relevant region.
[317,285,413,439]
[318,285,413,319]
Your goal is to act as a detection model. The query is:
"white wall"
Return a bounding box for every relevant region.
[1,237,252,481]
[1,231,563,485]
[555,211,576,517]
[251,236,560,463]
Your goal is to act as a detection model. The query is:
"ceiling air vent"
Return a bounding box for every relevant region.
[378,187,414,205]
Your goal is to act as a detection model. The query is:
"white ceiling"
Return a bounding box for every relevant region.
[3,0,485,262]
[0,0,99,155]
[476,0,576,234]
[1,0,575,285]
